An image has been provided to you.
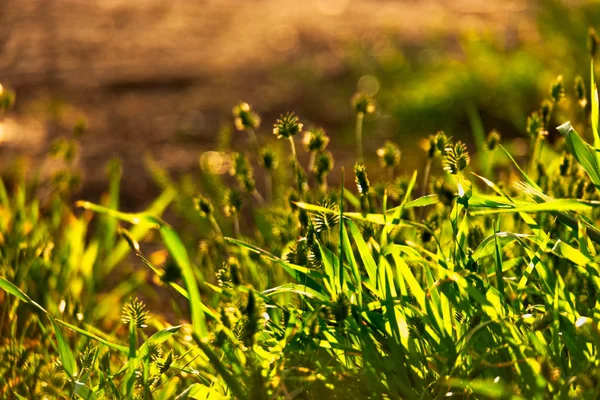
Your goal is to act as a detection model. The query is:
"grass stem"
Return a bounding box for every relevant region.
[355,112,364,162]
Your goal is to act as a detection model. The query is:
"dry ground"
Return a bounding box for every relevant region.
[0,0,533,203]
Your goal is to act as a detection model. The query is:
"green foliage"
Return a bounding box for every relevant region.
[4,27,600,400]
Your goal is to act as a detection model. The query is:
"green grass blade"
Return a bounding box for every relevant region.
[50,318,77,379]
[347,219,378,287]
[557,121,600,189]
[591,60,599,150]
[493,218,504,296]
[470,199,594,215]
[76,200,165,226]
[338,168,345,291]
[499,145,541,191]
[57,319,129,353]
[105,187,176,273]
[160,225,207,336]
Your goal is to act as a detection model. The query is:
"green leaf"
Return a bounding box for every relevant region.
[591,61,599,151]
[493,219,504,297]
[75,200,164,226]
[50,318,77,379]
[347,220,378,287]
[262,284,329,301]
[73,381,97,400]
[557,121,600,188]
[57,319,129,353]
[470,199,594,215]
[160,226,207,336]
[499,145,541,191]
[338,169,345,291]
[551,240,590,266]
[105,187,176,273]
[0,276,30,303]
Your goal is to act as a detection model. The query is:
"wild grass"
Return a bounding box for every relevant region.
[2,29,600,400]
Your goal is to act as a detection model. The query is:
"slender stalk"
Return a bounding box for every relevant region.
[289,136,302,195]
[355,112,364,162]
[418,158,432,220]
[209,215,223,237]
[320,178,328,193]
[247,128,259,152]
[528,136,539,175]
[265,172,273,203]
[307,151,316,176]
[487,151,495,177]
[252,189,265,205]
[421,158,432,198]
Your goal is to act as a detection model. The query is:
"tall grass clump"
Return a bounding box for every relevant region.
[3,32,600,399]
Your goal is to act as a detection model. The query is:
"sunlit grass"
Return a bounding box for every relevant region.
[1,28,600,400]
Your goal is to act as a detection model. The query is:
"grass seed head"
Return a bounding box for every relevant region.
[559,152,572,177]
[233,101,261,131]
[540,99,553,126]
[302,128,330,152]
[313,151,334,183]
[194,195,213,217]
[147,341,163,362]
[351,92,376,114]
[435,131,449,153]
[526,112,544,139]
[285,240,308,266]
[159,352,174,375]
[224,189,243,216]
[574,76,587,108]
[550,75,565,103]
[230,152,257,193]
[442,141,470,174]
[485,130,501,151]
[79,345,97,370]
[354,163,370,195]
[273,112,303,139]
[377,141,401,168]
[121,298,149,329]
[217,257,243,287]
[259,147,278,171]
[589,28,599,59]
[311,198,339,233]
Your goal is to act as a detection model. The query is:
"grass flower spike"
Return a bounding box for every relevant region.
[443,141,470,174]
[377,140,401,180]
[303,127,330,173]
[233,101,260,131]
[351,92,376,115]
[313,151,334,191]
[273,112,303,139]
[351,92,376,162]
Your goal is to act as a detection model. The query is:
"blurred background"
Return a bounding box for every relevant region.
[0,0,598,206]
